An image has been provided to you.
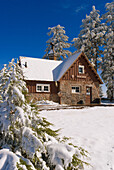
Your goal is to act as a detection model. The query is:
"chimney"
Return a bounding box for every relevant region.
[25,62,27,68]
[18,60,21,67]
[50,42,54,53]
[48,43,57,60]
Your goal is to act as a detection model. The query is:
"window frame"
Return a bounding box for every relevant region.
[78,65,84,74]
[36,84,50,93]
[86,87,91,95]
[36,85,42,92]
[71,86,80,94]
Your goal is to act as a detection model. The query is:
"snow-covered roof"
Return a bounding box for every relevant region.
[20,52,102,83]
[53,52,82,81]
[20,56,62,81]
[20,53,81,82]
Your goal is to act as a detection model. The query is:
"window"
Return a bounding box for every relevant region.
[36,84,50,92]
[44,85,49,92]
[72,86,80,93]
[79,65,84,74]
[37,85,42,92]
[86,87,90,95]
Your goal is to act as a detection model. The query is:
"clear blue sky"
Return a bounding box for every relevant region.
[0,0,112,95]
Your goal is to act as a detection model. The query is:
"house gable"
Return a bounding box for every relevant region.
[54,52,103,84]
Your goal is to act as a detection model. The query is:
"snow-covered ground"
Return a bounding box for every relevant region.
[40,106,114,170]
[36,100,60,106]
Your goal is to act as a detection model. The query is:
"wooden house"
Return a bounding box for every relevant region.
[19,52,103,105]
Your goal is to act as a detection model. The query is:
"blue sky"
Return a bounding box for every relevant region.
[0,0,112,95]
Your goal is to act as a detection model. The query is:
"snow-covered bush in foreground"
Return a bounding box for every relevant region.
[0,149,35,170]
[0,59,89,169]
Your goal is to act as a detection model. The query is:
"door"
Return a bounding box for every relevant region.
[85,87,92,104]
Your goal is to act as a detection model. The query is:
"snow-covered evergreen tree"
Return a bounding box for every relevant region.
[0,59,89,169]
[43,25,72,60]
[72,6,105,71]
[101,1,114,101]
[99,85,104,98]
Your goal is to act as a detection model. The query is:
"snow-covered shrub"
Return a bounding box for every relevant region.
[0,59,89,169]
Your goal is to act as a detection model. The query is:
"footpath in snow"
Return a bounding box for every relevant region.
[40,106,114,170]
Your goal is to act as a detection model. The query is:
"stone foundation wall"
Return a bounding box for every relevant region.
[60,80,100,105]
[50,94,60,103]
[27,93,60,103]
[27,93,50,102]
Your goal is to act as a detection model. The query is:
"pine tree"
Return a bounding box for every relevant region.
[0,65,7,103]
[43,24,72,60]
[72,6,105,71]
[101,1,114,101]
[0,59,89,169]
[99,85,104,98]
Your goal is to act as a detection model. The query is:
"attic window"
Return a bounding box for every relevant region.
[36,84,50,92]
[79,65,84,74]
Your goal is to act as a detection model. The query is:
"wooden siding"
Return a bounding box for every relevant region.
[26,80,60,94]
[61,54,100,85]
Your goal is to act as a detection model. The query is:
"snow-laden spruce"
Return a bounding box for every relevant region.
[0,59,89,169]
[99,85,104,98]
[43,25,72,60]
[101,1,114,101]
[72,6,105,71]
